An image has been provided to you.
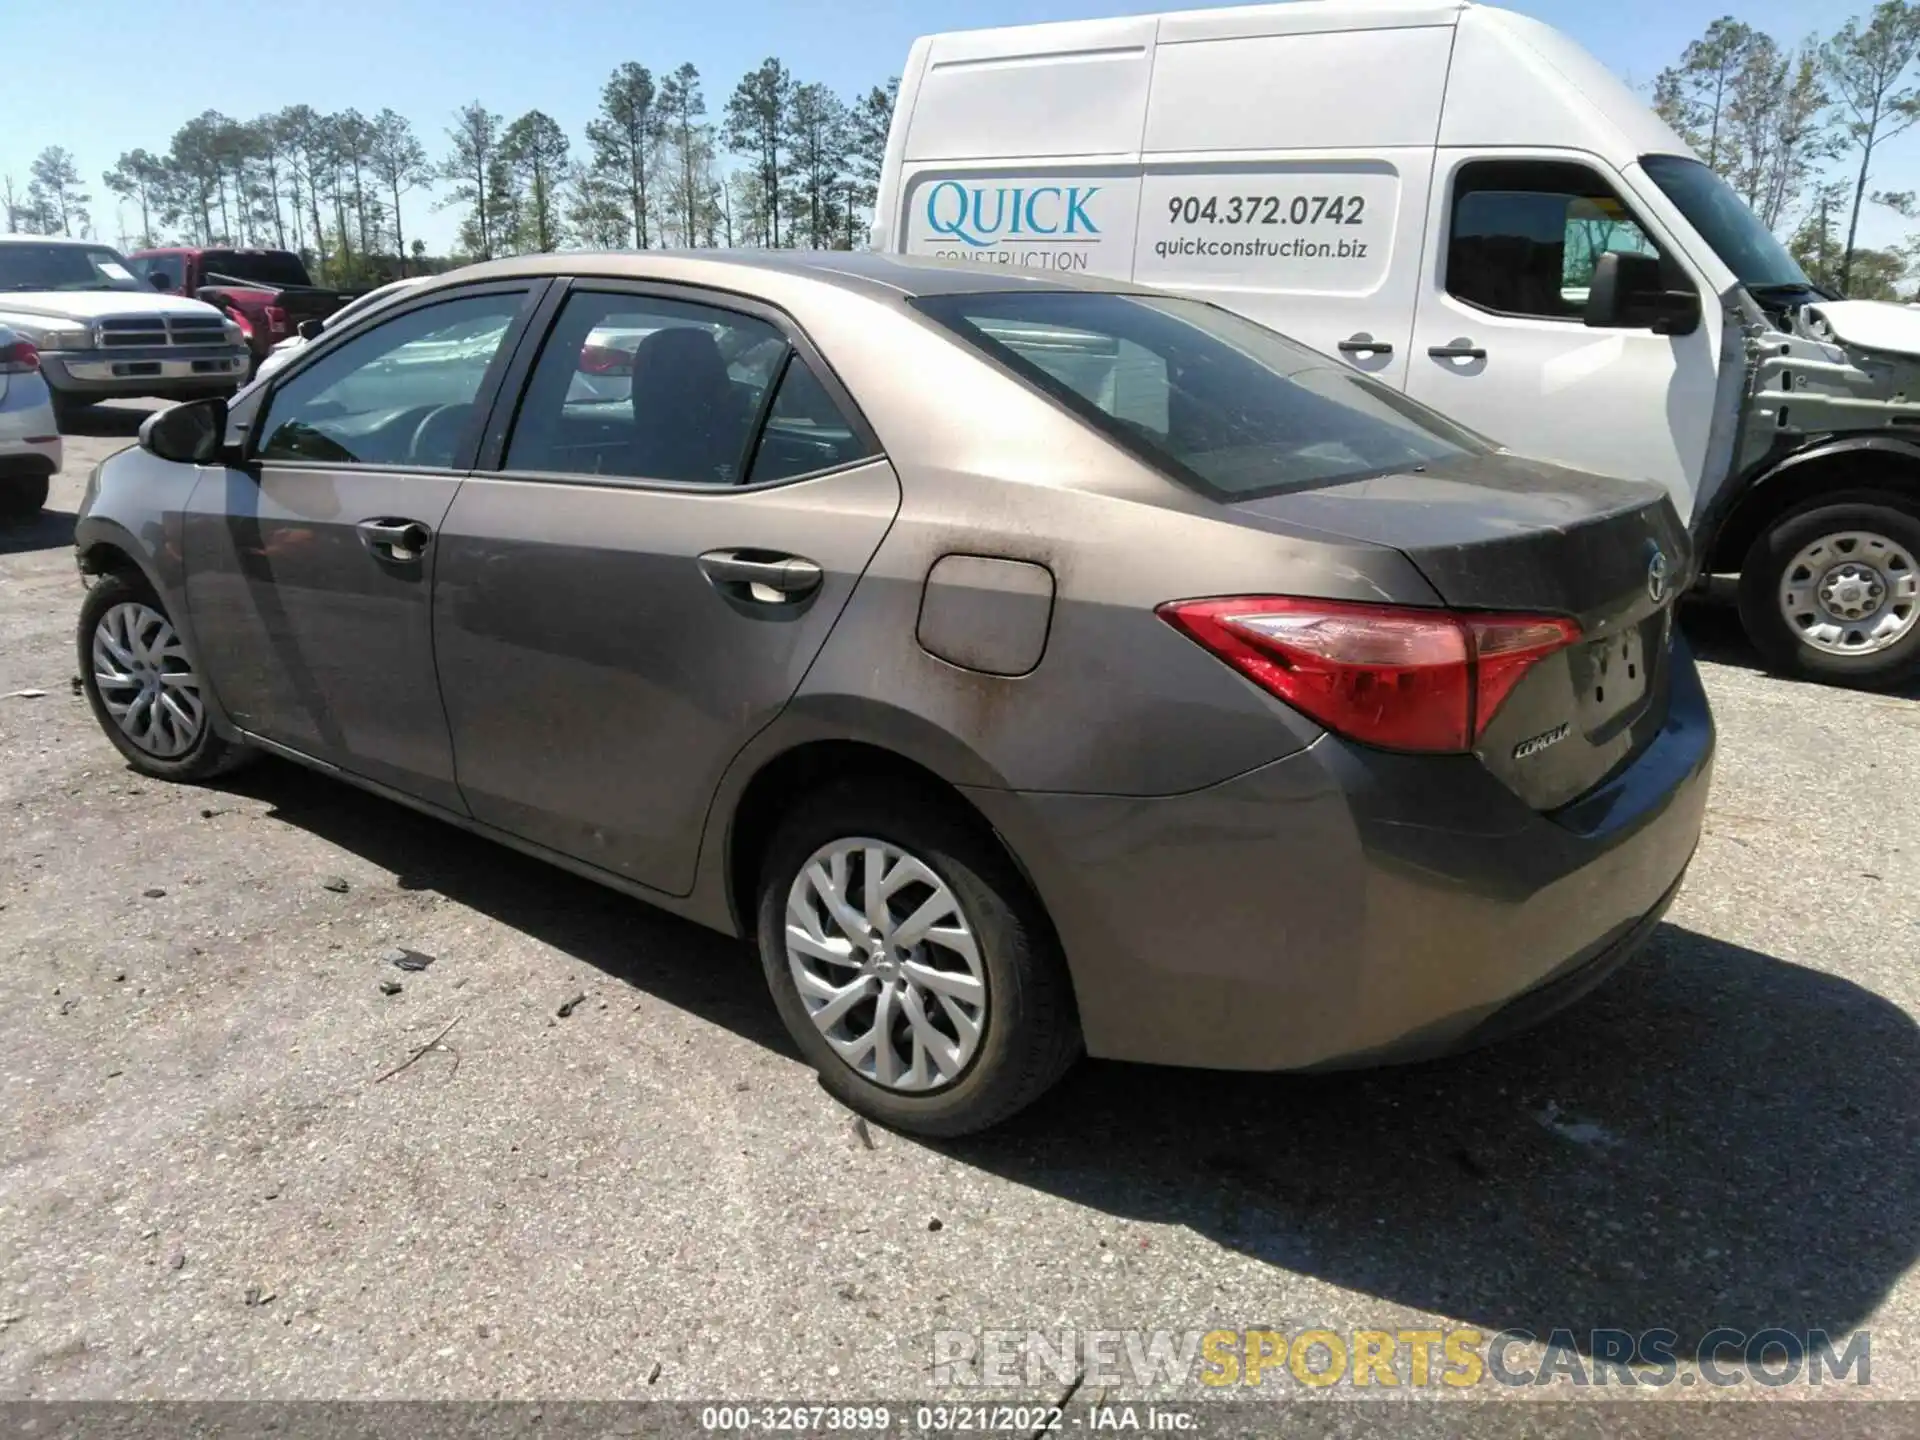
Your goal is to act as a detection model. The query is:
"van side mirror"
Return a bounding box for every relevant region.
[1585,252,1701,336]
[138,396,229,465]
[297,318,326,341]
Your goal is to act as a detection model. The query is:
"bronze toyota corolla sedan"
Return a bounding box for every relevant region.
[73,252,1713,1135]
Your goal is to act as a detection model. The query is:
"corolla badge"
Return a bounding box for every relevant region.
[1647,547,1671,605]
[1512,722,1571,760]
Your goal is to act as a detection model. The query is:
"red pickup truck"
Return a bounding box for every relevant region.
[127,247,358,371]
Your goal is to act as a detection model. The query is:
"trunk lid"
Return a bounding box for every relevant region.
[1234,453,1689,812]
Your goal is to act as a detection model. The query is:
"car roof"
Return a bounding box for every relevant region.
[431,249,1158,306]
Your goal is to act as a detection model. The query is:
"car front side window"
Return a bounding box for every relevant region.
[255,291,527,468]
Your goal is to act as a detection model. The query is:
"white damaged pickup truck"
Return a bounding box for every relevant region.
[0,236,249,426]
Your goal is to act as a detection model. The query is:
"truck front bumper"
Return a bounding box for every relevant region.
[40,346,249,400]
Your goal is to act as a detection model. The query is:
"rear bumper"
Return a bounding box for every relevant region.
[965,638,1715,1070]
[40,346,247,399]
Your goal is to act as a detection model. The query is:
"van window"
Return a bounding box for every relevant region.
[914,290,1487,501]
[1446,161,1664,321]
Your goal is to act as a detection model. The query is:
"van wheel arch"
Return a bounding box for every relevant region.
[1707,443,1920,576]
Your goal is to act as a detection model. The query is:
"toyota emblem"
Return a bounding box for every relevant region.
[1647,548,1671,605]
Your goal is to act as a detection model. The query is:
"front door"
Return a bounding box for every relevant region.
[431,284,900,896]
[1404,154,1720,517]
[182,284,541,811]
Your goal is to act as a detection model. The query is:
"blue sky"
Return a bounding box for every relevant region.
[0,0,1906,254]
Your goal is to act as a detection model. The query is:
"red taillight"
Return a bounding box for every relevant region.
[1158,597,1581,754]
[0,339,39,374]
[264,305,289,334]
[578,342,635,376]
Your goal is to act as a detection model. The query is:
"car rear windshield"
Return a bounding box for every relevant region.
[203,250,311,288]
[912,290,1487,500]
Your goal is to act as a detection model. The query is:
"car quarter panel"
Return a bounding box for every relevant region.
[773,292,1444,796]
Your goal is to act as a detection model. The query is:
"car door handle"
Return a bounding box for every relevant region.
[1427,342,1488,361]
[357,518,432,563]
[1337,336,1393,356]
[699,549,824,601]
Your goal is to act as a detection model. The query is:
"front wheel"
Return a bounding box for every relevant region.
[755,782,1080,1137]
[78,571,251,781]
[1738,494,1920,690]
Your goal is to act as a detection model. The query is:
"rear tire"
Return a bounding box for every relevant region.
[1738,492,1920,690]
[0,473,49,520]
[78,571,251,782]
[49,391,91,431]
[755,781,1080,1137]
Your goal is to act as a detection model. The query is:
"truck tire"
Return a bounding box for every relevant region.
[49,391,92,430]
[1738,492,1920,690]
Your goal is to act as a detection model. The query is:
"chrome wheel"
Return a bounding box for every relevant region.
[91,601,205,758]
[784,837,988,1093]
[1777,529,1920,657]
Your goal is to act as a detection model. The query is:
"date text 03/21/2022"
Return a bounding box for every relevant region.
[696,1405,1198,1433]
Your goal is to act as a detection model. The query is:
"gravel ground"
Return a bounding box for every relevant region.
[1,405,1916,1420]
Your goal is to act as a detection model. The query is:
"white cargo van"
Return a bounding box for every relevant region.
[874,0,1920,689]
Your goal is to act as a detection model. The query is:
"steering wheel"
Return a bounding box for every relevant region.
[408,403,471,465]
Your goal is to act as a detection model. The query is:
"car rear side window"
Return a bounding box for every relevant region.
[914,290,1485,500]
[745,356,874,484]
[505,291,793,485]
[255,292,525,468]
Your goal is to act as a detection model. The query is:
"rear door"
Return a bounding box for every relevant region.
[432,282,900,896]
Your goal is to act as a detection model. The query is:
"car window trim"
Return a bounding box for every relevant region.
[453,453,893,497]
[738,346,796,485]
[245,278,551,474]
[478,276,883,491]
[1443,158,1682,327]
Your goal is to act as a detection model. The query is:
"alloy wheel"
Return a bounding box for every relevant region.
[784,837,989,1092]
[91,601,205,759]
[1777,529,1920,657]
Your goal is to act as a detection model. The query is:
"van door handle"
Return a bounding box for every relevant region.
[1428,342,1488,361]
[1337,335,1393,356]
[699,549,823,601]
[356,518,431,563]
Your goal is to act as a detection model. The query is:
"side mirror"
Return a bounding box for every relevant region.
[148,272,171,291]
[1585,251,1701,336]
[297,318,326,341]
[138,396,229,465]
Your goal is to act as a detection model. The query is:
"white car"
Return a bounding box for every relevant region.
[0,236,249,424]
[0,325,61,519]
[254,275,430,383]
